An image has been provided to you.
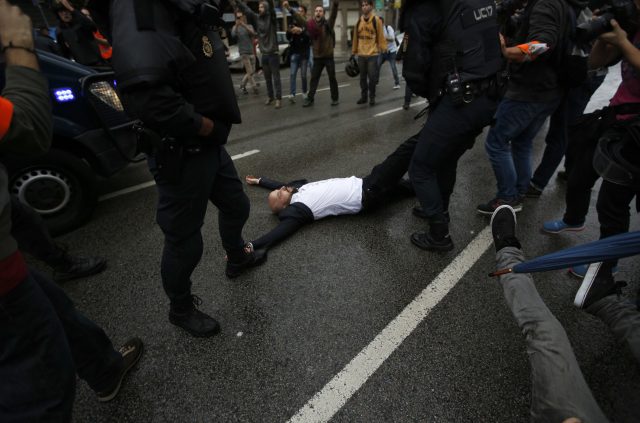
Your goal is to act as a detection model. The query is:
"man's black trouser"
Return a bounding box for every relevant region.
[148,144,250,307]
[563,136,600,226]
[362,132,419,192]
[307,57,338,101]
[358,55,379,100]
[0,269,123,422]
[409,93,498,222]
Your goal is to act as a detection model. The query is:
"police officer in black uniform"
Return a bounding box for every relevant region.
[107,0,263,337]
[404,0,504,251]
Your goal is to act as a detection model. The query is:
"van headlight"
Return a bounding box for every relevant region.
[88,81,124,112]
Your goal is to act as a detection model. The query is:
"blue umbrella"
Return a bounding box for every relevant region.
[489,231,640,277]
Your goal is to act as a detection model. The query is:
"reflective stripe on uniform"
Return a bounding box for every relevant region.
[0,96,14,140]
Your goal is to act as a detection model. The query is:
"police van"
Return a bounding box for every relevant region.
[0,50,139,235]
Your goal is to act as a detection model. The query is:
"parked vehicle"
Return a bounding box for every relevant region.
[0,50,139,235]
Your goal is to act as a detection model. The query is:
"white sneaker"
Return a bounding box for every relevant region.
[393,84,401,90]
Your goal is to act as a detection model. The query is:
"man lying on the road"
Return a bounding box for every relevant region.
[245,133,421,251]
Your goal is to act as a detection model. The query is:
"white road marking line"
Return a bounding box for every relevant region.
[373,100,428,118]
[287,226,493,423]
[98,149,261,202]
[316,83,350,93]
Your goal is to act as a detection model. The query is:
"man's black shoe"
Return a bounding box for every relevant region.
[356,97,368,104]
[490,205,521,252]
[410,231,454,251]
[524,183,542,198]
[169,295,221,337]
[225,248,267,279]
[369,98,376,106]
[53,253,107,283]
[96,337,143,402]
[574,262,627,309]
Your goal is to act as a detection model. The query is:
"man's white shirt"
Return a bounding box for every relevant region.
[383,25,397,54]
[291,176,363,220]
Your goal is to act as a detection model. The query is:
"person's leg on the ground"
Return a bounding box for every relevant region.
[262,54,275,101]
[588,294,640,364]
[436,135,478,213]
[0,273,75,422]
[531,98,568,191]
[30,269,125,393]
[363,132,420,192]
[368,55,379,100]
[289,53,300,98]
[496,247,608,423]
[404,85,412,107]
[241,55,251,90]
[325,58,339,102]
[358,55,369,101]
[269,53,282,100]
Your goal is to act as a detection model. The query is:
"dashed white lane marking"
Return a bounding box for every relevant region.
[316,83,350,93]
[98,149,261,202]
[373,100,428,118]
[287,226,493,423]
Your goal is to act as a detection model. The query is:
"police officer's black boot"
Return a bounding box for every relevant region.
[49,246,107,283]
[169,295,220,337]
[410,218,454,252]
[225,247,267,279]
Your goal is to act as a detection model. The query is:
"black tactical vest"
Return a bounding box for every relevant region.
[427,0,504,101]
[110,0,241,125]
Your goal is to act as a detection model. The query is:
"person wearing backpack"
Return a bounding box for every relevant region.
[477,0,570,215]
[403,0,504,252]
[377,17,401,90]
[352,0,387,106]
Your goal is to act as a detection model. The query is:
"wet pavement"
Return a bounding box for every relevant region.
[36,62,640,422]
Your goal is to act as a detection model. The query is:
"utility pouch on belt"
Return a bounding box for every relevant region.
[155,137,183,183]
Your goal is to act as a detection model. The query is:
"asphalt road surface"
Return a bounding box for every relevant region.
[35,63,640,422]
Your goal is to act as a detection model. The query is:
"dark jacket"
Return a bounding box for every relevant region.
[505,0,571,102]
[0,66,52,294]
[286,26,310,58]
[236,0,279,55]
[294,1,339,59]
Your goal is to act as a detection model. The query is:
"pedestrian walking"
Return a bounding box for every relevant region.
[377,17,400,90]
[286,6,310,103]
[352,0,386,106]
[232,10,259,95]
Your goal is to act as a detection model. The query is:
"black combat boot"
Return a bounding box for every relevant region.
[410,219,454,252]
[50,247,107,283]
[225,247,267,279]
[169,295,220,337]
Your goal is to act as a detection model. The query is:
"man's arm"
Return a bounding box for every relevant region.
[0,1,52,156]
[251,203,314,250]
[328,0,340,29]
[120,82,214,139]
[589,20,639,71]
[282,1,307,27]
[231,0,258,23]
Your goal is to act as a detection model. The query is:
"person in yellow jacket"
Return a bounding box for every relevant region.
[351,0,386,106]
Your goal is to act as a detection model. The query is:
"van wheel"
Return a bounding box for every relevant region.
[8,149,98,236]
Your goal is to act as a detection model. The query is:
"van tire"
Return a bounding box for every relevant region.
[8,149,98,236]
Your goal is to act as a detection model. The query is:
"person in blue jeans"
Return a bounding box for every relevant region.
[286,8,310,103]
[477,0,568,215]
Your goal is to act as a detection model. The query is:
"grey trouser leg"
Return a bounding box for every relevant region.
[588,295,640,364]
[497,247,609,423]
